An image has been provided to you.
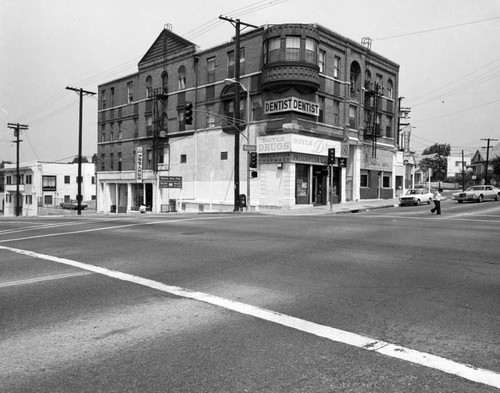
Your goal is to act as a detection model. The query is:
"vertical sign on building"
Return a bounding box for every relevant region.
[136,146,143,182]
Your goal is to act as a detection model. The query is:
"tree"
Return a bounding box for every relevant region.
[71,156,89,164]
[491,155,500,182]
[422,143,451,156]
[419,143,450,182]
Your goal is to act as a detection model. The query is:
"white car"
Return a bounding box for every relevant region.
[452,185,500,203]
[399,188,434,206]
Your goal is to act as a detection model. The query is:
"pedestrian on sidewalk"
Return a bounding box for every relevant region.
[431,188,443,215]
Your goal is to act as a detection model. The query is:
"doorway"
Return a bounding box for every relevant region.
[312,166,328,205]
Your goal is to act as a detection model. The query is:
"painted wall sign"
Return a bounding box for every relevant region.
[264,97,320,116]
[257,134,340,156]
[136,147,143,182]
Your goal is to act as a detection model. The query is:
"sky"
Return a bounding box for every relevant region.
[1,0,499,163]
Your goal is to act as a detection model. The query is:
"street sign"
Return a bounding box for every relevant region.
[243,144,256,152]
[159,176,182,188]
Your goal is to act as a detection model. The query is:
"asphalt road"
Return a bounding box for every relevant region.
[1,199,499,392]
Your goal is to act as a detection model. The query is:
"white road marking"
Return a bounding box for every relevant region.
[0,271,93,288]
[1,245,499,389]
[363,214,500,223]
[0,215,250,244]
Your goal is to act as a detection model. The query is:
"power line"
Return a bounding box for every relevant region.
[415,98,500,123]
[374,16,500,41]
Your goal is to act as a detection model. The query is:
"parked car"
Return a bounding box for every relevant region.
[451,185,500,203]
[399,188,434,206]
[60,200,88,210]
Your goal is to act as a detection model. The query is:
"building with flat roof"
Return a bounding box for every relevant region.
[1,161,96,216]
[97,23,400,213]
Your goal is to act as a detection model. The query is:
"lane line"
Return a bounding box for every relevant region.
[0,271,93,288]
[0,215,252,244]
[1,245,499,389]
[363,214,500,223]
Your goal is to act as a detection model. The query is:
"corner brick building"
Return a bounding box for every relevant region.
[96,23,401,213]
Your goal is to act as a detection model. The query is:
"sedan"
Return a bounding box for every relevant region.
[452,185,500,203]
[399,188,434,206]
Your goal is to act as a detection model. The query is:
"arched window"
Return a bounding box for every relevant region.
[145,75,152,98]
[161,71,168,94]
[178,66,186,90]
[349,61,361,98]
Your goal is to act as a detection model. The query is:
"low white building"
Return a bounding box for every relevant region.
[447,155,472,178]
[1,161,96,216]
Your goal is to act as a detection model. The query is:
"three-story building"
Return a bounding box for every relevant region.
[97,23,400,213]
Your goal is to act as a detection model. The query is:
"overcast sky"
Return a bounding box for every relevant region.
[1,0,499,163]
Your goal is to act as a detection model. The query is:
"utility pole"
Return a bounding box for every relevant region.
[461,150,465,191]
[66,86,96,214]
[219,15,258,212]
[481,138,498,185]
[7,123,28,217]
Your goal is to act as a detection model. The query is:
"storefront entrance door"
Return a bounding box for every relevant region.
[312,166,328,205]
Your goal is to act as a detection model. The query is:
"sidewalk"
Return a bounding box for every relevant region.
[257,198,400,216]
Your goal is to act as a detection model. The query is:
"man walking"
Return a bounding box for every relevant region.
[431,188,443,215]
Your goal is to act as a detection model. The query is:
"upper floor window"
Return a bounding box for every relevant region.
[376,73,383,88]
[118,122,123,140]
[101,90,106,109]
[6,175,12,185]
[25,174,32,184]
[265,37,281,63]
[161,71,168,94]
[285,36,300,61]
[178,66,186,90]
[334,56,341,78]
[207,57,216,83]
[365,69,372,86]
[42,175,56,191]
[206,104,216,128]
[127,82,134,103]
[305,38,317,64]
[146,75,152,98]
[387,79,394,99]
[227,49,245,78]
[64,175,70,184]
[110,87,115,106]
[319,50,326,73]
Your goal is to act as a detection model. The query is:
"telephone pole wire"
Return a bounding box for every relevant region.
[7,123,28,216]
[66,86,96,215]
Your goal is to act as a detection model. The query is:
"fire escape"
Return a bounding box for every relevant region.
[151,24,170,172]
[362,37,383,158]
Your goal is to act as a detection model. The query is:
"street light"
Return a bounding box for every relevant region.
[224,78,252,210]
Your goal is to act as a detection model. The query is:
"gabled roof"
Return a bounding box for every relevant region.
[138,28,196,66]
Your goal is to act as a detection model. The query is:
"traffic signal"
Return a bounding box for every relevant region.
[327,148,335,165]
[184,102,193,125]
[249,152,258,168]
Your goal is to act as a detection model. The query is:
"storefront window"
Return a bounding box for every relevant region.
[295,164,309,204]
